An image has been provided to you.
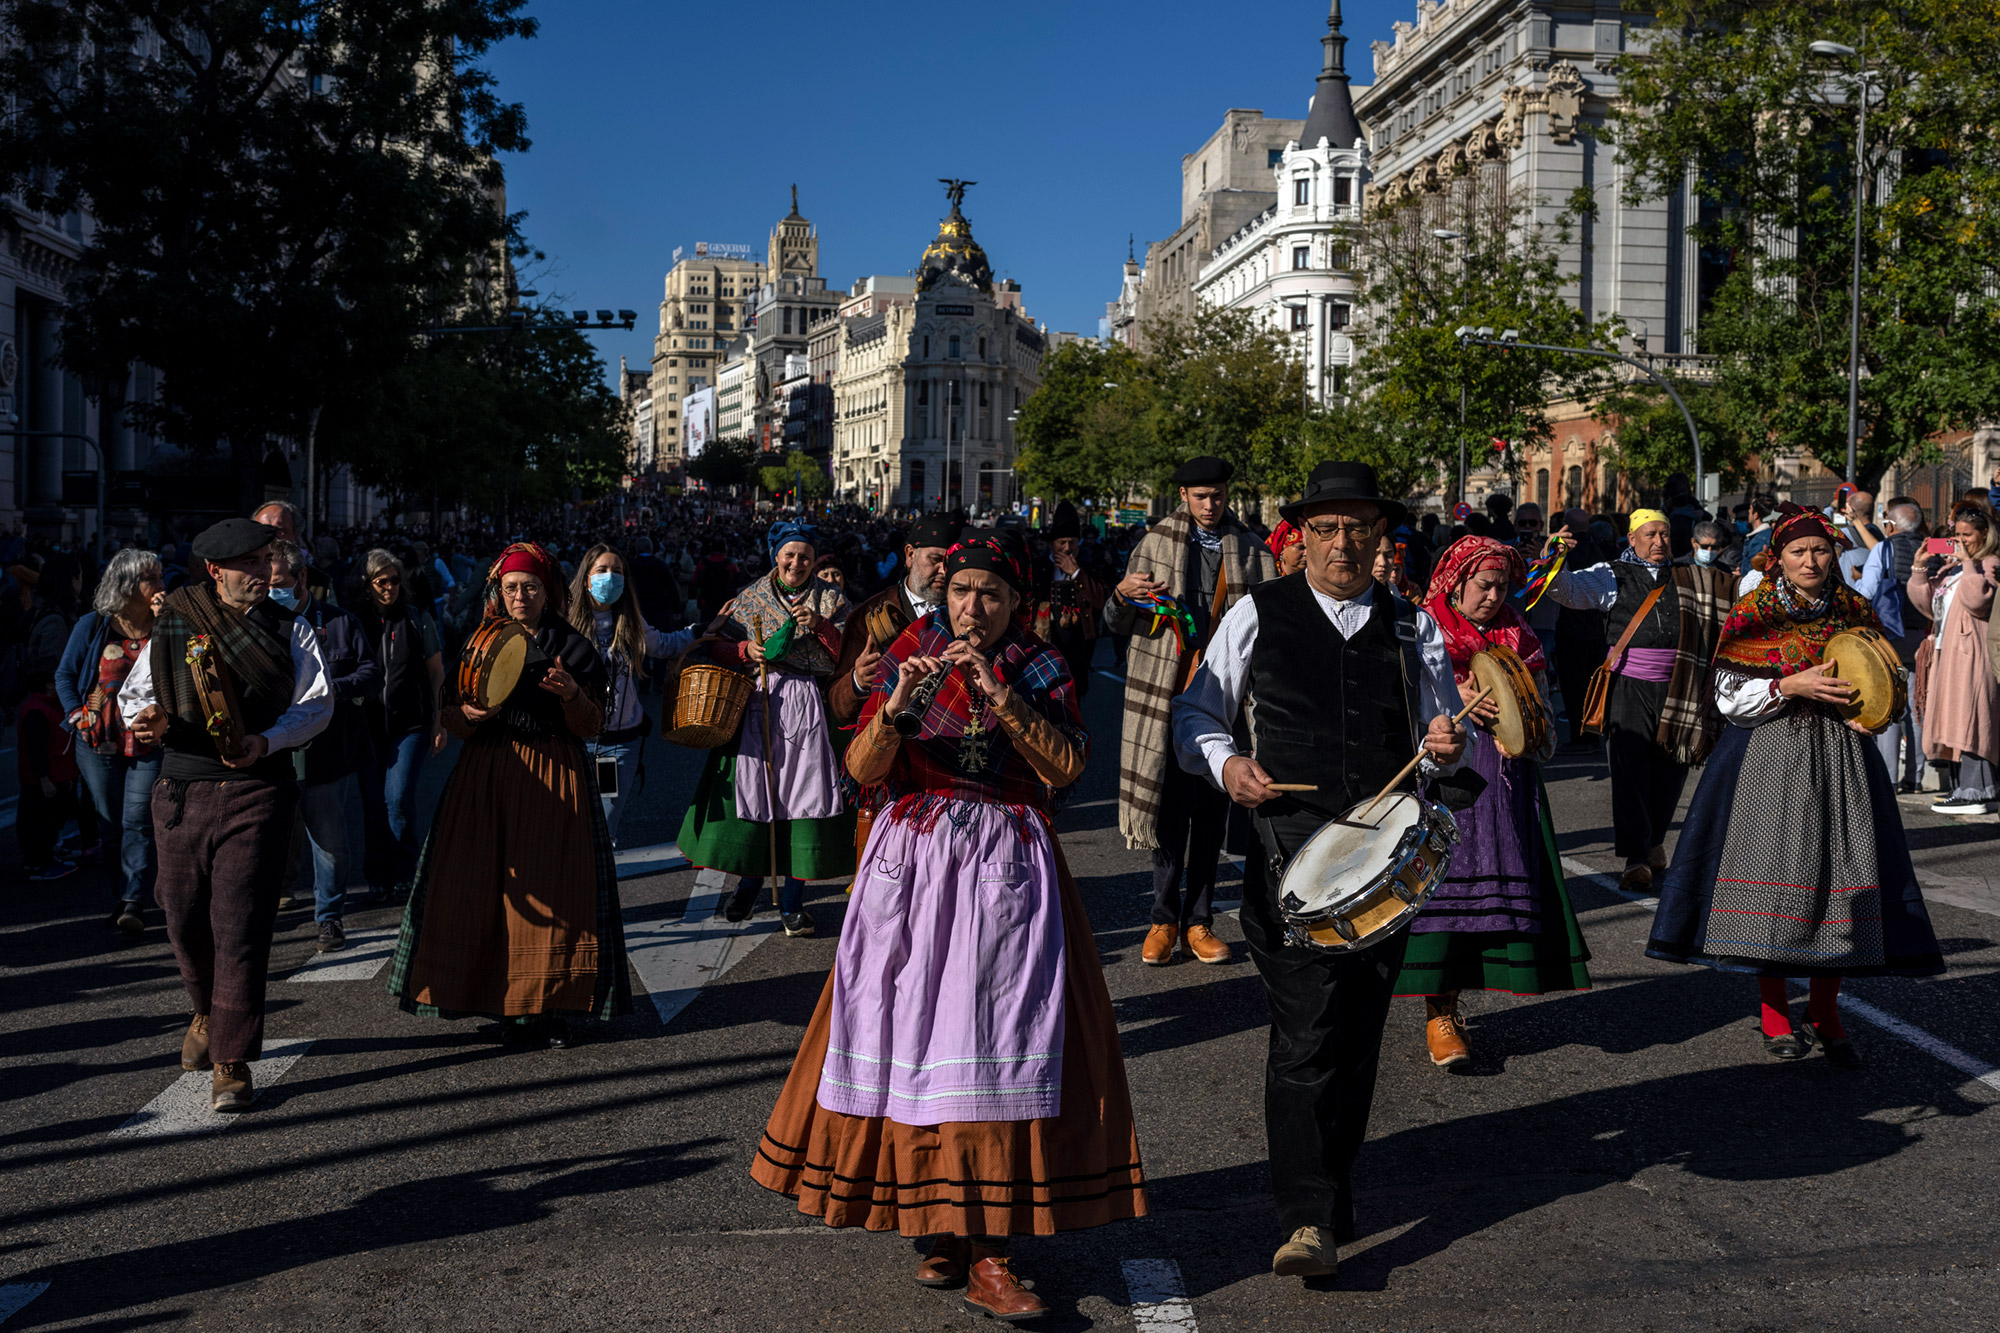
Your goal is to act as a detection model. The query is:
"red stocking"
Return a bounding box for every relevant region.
[1758,977,1792,1038]
[1808,976,1846,1039]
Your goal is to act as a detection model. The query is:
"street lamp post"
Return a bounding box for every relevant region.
[1432,231,1470,502]
[1810,38,1875,485]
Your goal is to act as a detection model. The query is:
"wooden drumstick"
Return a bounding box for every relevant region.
[1356,685,1494,824]
[1265,783,1319,792]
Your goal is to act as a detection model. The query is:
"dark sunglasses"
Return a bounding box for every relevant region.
[371,576,402,587]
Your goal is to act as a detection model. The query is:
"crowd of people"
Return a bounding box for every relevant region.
[1,459,1992,1318]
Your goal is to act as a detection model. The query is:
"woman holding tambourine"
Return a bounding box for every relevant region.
[1393,535,1592,1069]
[1650,505,1943,1065]
[386,541,628,1050]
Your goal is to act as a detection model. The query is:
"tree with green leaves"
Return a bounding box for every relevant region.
[1608,0,2000,488]
[759,450,830,503]
[686,435,756,491]
[1344,180,1609,501]
[1013,339,1153,506]
[0,0,535,515]
[1140,306,1308,506]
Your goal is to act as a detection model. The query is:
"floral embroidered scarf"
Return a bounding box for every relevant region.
[1713,576,1880,680]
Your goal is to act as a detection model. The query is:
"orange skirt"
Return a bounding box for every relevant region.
[750,841,1147,1237]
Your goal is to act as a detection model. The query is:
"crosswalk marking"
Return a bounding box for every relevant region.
[625,892,779,1028]
[0,1284,49,1324]
[1122,1259,1198,1332]
[109,1037,316,1139]
[616,840,691,879]
[283,928,398,982]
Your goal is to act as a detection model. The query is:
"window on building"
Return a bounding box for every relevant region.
[948,335,961,359]
[910,459,926,500]
[1329,364,1349,395]
[1331,244,1352,269]
[1601,463,1619,509]
[919,381,930,405]
[1566,465,1584,508]
[1293,178,1310,206]
[978,336,986,358]
[1289,306,1309,331]
[1334,176,1352,207]
[783,308,792,335]
[1268,148,1284,167]
[1536,467,1551,512]
[1293,246,1311,270]
[979,383,988,407]
[1329,303,1351,329]
[923,336,930,358]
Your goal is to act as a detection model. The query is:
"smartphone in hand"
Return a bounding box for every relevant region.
[1924,537,1956,557]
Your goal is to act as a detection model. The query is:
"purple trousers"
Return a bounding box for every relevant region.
[153,778,295,1063]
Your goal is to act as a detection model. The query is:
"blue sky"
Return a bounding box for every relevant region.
[485,0,1405,380]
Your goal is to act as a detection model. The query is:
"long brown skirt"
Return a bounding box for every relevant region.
[750,848,1148,1237]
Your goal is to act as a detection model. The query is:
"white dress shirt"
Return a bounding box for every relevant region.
[1172,582,1461,790]
[119,616,335,752]
[1547,559,1665,612]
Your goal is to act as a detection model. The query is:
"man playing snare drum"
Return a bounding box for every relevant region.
[1171,462,1468,1282]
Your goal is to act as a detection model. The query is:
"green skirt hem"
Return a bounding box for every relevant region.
[676,748,856,880]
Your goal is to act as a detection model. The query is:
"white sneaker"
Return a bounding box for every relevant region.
[1929,800,1996,816]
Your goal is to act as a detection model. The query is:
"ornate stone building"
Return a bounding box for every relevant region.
[748,189,842,462]
[1194,1,1369,406]
[645,246,764,474]
[827,187,1043,511]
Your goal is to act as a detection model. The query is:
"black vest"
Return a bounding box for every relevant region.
[1246,577,1416,821]
[1605,563,1680,651]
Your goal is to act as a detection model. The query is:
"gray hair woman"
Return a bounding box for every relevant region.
[58,546,167,930]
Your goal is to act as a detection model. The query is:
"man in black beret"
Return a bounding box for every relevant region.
[120,516,334,1112]
[1107,453,1277,967]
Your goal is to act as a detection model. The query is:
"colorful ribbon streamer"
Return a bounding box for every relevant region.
[1127,591,1198,653]
[1515,543,1566,612]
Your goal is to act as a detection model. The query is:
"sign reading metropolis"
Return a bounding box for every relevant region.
[672,242,755,264]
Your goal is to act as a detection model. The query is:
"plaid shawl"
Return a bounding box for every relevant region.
[150,582,293,736]
[1659,564,1733,765]
[1116,506,1275,850]
[728,569,848,677]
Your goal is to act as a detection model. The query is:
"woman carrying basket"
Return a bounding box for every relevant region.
[1395,535,1591,1068]
[677,521,855,937]
[386,542,628,1050]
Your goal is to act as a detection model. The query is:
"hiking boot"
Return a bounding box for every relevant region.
[963,1252,1048,1321]
[211,1060,255,1112]
[181,1014,212,1071]
[316,919,348,953]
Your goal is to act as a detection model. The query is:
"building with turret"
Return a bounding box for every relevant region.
[827,184,1044,511]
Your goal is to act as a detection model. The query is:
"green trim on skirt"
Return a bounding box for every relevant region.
[676,748,856,881]
[1392,781,1591,998]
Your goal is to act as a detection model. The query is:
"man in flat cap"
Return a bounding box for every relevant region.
[121,517,333,1111]
[1107,454,1276,966]
[1171,460,1470,1282]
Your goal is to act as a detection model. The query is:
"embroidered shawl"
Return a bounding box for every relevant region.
[1714,577,1881,680]
[728,569,848,678]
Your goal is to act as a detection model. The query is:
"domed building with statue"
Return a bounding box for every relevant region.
[822,181,1045,511]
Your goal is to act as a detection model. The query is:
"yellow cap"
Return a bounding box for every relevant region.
[1627,509,1669,533]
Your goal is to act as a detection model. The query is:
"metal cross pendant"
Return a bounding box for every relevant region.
[958,718,992,774]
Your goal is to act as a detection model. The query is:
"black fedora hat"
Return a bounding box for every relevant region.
[1279,461,1407,526]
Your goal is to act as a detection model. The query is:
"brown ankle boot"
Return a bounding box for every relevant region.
[964,1251,1049,1322]
[1424,993,1470,1068]
[915,1235,970,1287]
[181,1014,212,1072]
[210,1060,255,1112]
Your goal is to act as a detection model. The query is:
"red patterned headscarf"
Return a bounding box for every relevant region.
[1421,535,1547,680]
[484,541,568,621]
[1267,520,1302,559]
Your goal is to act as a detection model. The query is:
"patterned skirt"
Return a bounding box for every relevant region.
[1648,710,1944,978]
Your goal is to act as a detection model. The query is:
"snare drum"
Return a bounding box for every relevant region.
[457,619,534,710]
[1276,793,1461,952]
[1468,644,1551,759]
[1823,626,1907,734]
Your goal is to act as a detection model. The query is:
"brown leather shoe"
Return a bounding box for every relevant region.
[1647,844,1668,873]
[1619,862,1653,894]
[915,1235,970,1287]
[1183,923,1230,964]
[1271,1224,1338,1278]
[1424,994,1470,1068]
[963,1253,1049,1322]
[211,1060,255,1112]
[1141,923,1176,966]
[181,1014,212,1072]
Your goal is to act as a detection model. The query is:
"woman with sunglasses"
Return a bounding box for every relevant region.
[352,549,446,903]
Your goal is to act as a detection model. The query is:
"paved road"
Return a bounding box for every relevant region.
[3,648,1998,1331]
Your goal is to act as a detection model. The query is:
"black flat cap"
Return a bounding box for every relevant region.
[1279,461,1407,527]
[903,516,961,552]
[1171,455,1234,486]
[192,518,279,564]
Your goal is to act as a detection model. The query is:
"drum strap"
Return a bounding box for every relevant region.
[1391,597,1425,755]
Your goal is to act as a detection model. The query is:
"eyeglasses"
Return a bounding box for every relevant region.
[1304,519,1378,543]
[1695,542,1722,551]
[371,576,401,587]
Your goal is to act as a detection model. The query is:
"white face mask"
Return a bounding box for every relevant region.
[1694,549,1717,566]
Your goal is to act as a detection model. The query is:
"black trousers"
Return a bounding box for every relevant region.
[1053,630,1094,701]
[1240,817,1407,1233]
[1606,725,1687,862]
[1151,762,1228,927]
[1554,636,1601,744]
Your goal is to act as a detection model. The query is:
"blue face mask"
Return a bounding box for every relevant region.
[589,572,625,605]
[1736,520,1750,534]
[268,585,302,610]
[1694,549,1717,566]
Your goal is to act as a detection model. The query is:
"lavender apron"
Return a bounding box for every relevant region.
[734,671,843,822]
[818,803,1067,1124]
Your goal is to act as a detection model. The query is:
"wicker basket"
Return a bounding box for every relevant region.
[666,651,753,749]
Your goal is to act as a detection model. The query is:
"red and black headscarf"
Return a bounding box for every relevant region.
[483,541,568,622]
[1753,503,1851,573]
[945,535,1027,594]
[1421,535,1548,681]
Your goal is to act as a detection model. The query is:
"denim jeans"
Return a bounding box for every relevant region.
[73,747,161,906]
[300,775,354,923]
[359,730,429,893]
[585,739,639,845]
[695,865,804,913]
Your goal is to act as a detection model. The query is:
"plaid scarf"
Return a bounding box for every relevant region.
[1117,506,1275,850]
[1658,564,1733,765]
[150,582,293,734]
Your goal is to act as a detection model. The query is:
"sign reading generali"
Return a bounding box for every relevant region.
[674,242,755,264]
